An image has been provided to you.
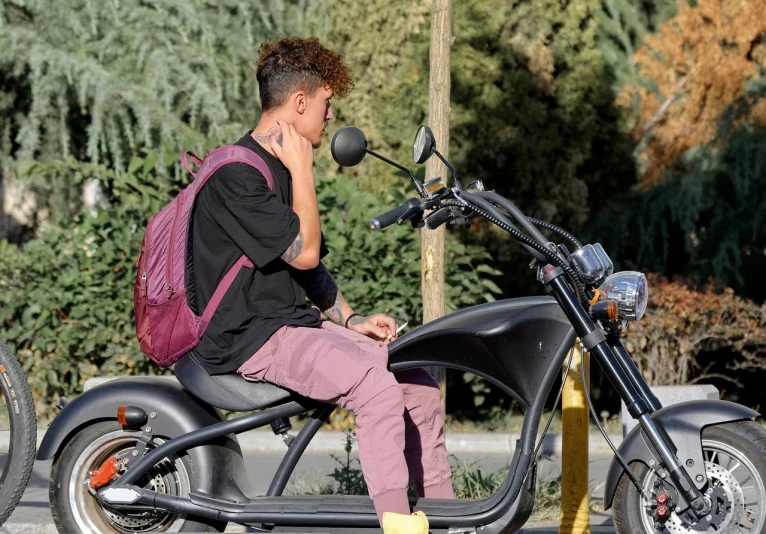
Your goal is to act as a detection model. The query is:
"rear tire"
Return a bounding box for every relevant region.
[0,340,37,527]
[613,420,766,533]
[50,420,226,533]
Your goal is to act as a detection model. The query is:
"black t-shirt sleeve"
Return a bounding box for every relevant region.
[214,162,300,268]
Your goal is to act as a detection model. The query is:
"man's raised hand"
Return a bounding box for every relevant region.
[270,119,313,178]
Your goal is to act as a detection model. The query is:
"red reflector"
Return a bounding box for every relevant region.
[117,406,128,425]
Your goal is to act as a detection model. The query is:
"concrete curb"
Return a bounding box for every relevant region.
[30,426,622,455]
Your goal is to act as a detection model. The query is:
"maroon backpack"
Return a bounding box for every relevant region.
[134,146,275,367]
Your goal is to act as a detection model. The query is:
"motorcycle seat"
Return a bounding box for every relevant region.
[174,352,296,411]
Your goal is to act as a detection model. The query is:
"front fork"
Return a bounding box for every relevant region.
[545,270,712,520]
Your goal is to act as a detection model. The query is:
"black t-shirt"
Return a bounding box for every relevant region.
[186,132,327,374]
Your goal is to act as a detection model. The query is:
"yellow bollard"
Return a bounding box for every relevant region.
[560,342,590,533]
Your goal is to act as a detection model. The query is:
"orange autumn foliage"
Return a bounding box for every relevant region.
[622,274,766,387]
[619,0,766,189]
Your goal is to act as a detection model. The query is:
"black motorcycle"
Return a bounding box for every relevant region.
[38,125,766,533]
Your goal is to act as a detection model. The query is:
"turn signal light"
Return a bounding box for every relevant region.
[116,406,148,427]
[117,406,128,425]
[590,300,619,322]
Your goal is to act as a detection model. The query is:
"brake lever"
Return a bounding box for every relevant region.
[396,203,425,226]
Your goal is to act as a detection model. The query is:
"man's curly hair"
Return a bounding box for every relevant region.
[256,36,354,111]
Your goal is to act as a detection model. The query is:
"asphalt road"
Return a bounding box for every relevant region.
[1,448,614,533]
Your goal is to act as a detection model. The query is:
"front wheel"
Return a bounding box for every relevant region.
[50,421,226,533]
[613,420,766,533]
[0,340,37,527]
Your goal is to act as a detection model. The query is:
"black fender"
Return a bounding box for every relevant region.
[38,377,254,502]
[604,399,758,509]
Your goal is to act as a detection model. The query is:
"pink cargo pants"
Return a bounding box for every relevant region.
[237,320,454,521]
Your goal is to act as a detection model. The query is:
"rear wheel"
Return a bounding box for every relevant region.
[614,421,766,533]
[50,421,226,533]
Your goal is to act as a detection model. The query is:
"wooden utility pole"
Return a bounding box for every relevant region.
[422,0,452,403]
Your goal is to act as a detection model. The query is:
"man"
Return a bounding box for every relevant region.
[187,36,453,532]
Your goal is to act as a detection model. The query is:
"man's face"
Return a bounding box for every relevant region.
[294,85,334,148]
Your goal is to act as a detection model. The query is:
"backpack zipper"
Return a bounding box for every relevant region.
[165,196,184,296]
[140,218,153,298]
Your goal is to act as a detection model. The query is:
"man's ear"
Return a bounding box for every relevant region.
[293,91,307,114]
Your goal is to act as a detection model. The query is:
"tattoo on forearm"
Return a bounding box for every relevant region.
[281,232,303,263]
[347,314,365,326]
[254,126,283,147]
[326,291,349,325]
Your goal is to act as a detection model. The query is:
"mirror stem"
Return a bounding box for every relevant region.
[434,150,461,190]
[364,148,427,197]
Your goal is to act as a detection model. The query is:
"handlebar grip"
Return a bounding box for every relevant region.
[425,207,452,230]
[370,199,421,232]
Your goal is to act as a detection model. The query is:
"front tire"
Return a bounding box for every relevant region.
[613,420,766,533]
[0,340,37,526]
[50,421,226,533]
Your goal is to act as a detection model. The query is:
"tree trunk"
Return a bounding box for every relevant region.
[422,0,452,407]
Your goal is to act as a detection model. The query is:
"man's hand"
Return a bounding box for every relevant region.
[270,119,314,177]
[347,313,399,345]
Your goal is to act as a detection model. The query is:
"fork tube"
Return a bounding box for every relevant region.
[547,274,710,516]
[608,338,662,413]
[546,275,649,420]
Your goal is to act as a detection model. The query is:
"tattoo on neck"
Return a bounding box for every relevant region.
[254,126,283,147]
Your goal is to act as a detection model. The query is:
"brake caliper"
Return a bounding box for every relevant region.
[89,456,119,490]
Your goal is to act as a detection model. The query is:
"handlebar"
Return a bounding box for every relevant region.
[369,198,422,232]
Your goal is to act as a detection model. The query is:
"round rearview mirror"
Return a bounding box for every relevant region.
[413,125,436,164]
[331,126,368,167]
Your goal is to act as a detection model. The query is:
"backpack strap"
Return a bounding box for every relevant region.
[193,145,276,192]
[192,144,278,335]
[181,151,204,177]
[198,254,253,335]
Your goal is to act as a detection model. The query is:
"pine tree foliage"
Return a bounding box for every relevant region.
[596,0,680,88]
[0,0,314,172]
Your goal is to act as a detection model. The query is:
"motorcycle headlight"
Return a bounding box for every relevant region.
[599,272,649,321]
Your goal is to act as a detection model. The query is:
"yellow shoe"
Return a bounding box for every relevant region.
[381,510,429,534]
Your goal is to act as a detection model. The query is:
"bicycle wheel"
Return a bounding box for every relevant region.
[0,339,37,526]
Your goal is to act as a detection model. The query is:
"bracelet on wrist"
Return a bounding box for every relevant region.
[344,313,361,329]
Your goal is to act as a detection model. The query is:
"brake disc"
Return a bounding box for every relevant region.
[663,461,745,534]
[103,471,174,531]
